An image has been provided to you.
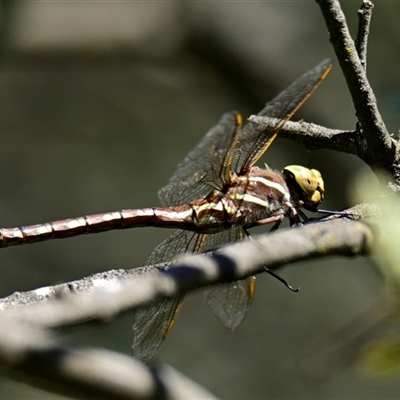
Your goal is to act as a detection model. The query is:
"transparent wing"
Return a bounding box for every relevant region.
[199,227,255,329]
[132,230,198,362]
[132,227,254,361]
[158,60,331,207]
[131,291,183,364]
[232,59,332,172]
[201,278,255,330]
[158,111,239,207]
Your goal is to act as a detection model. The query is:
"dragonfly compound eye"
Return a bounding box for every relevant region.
[282,165,325,207]
[283,165,316,194]
[310,168,325,203]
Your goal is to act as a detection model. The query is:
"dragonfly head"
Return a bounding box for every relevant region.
[282,165,324,212]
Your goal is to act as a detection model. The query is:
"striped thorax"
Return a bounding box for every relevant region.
[190,164,325,231]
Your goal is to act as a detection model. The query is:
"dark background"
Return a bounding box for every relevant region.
[0,1,399,399]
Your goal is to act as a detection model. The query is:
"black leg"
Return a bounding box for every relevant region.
[244,228,299,293]
[264,267,299,292]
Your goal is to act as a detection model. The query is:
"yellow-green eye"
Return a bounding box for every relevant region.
[283,165,318,195]
[310,168,324,197]
[282,165,325,209]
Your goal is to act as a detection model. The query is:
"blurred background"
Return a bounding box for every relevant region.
[0,1,399,398]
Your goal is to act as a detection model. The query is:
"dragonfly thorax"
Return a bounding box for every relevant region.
[191,166,293,230]
[229,166,293,223]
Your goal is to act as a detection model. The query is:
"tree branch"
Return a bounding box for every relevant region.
[0,214,376,397]
[248,117,358,155]
[0,316,217,400]
[316,0,399,183]
[355,1,374,71]
[0,219,374,329]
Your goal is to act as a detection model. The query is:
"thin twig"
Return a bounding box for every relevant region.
[355,0,374,71]
[248,116,357,155]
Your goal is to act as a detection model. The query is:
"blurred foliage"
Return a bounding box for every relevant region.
[354,173,400,304]
[353,172,400,379]
[358,334,400,379]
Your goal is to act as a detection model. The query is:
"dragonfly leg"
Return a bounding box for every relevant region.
[290,214,303,227]
[263,267,299,292]
[244,215,283,230]
[269,220,282,232]
[317,209,354,217]
[244,229,299,293]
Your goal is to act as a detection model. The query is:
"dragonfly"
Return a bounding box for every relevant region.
[0,59,332,362]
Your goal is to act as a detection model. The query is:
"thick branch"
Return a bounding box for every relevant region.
[0,316,217,400]
[0,220,374,329]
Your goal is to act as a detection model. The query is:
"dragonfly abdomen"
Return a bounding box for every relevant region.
[0,206,196,247]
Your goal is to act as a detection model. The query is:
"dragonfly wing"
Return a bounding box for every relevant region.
[198,227,255,329]
[201,277,255,330]
[158,111,240,207]
[144,229,203,266]
[132,230,205,362]
[132,293,184,364]
[233,59,332,172]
